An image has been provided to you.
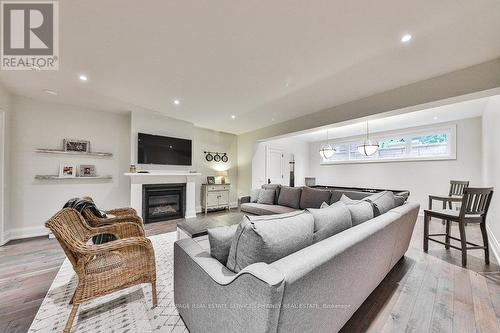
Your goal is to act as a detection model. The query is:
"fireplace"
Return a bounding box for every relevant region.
[142,184,186,223]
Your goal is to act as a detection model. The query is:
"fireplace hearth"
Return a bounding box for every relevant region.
[142,184,186,223]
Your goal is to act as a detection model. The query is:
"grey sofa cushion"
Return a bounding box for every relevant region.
[299,187,332,209]
[394,192,409,207]
[278,186,302,209]
[363,191,395,216]
[226,211,314,273]
[307,201,352,243]
[340,194,374,226]
[257,188,275,205]
[250,189,261,203]
[207,224,238,265]
[262,184,281,204]
[240,203,297,215]
[330,189,374,204]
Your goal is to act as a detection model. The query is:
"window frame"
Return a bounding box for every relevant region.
[319,124,457,165]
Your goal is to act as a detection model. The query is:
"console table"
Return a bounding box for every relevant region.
[201,184,230,214]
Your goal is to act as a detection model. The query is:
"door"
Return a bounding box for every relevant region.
[266,146,284,185]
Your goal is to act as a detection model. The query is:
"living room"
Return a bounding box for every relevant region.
[1,1,500,333]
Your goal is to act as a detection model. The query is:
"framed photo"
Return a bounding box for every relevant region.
[79,165,96,177]
[63,139,90,153]
[207,176,215,185]
[59,164,77,178]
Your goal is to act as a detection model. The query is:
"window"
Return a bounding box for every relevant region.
[320,125,455,164]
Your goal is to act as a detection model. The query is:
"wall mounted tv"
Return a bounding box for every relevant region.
[138,133,192,166]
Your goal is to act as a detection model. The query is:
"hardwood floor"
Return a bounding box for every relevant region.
[0,210,499,333]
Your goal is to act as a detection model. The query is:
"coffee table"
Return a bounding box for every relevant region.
[176,211,243,239]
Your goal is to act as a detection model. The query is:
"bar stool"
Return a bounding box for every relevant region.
[424,187,493,266]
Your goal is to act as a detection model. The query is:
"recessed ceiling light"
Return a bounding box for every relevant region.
[231,115,236,119]
[43,89,57,96]
[173,99,180,105]
[79,74,88,81]
[401,34,412,43]
[433,116,439,120]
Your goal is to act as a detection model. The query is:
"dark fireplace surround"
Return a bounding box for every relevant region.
[142,183,186,223]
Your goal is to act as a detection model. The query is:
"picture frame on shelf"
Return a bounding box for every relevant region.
[79,165,96,177]
[206,176,215,185]
[63,139,90,153]
[59,164,77,178]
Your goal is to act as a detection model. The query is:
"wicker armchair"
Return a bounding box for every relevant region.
[81,196,143,228]
[46,208,157,332]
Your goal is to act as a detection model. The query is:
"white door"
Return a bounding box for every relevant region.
[266,146,284,185]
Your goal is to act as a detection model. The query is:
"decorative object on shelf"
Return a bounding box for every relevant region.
[129,164,137,173]
[59,163,77,178]
[357,121,379,156]
[63,139,90,153]
[319,128,335,159]
[207,176,216,185]
[79,165,96,177]
[216,170,228,184]
[204,151,228,163]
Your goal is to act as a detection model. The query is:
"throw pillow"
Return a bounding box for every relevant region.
[320,201,330,209]
[340,195,374,226]
[226,211,314,273]
[262,184,281,204]
[208,224,238,265]
[257,188,275,205]
[394,192,409,207]
[363,191,396,216]
[307,201,352,243]
[277,186,302,209]
[299,186,332,209]
[250,189,261,203]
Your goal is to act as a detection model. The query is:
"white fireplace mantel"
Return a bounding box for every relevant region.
[125,171,201,219]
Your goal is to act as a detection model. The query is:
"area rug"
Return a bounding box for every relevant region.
[28,232,189,332]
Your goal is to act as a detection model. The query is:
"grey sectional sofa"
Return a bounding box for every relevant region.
[239,184,409,215]
[174,201,420,333]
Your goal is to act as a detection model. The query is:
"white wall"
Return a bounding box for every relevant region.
[251,137,309,189]
[130,112,238,210]
[482,95,500,263]
[8,96,131,239]
[0,84,12,245]
[308,118,483,213]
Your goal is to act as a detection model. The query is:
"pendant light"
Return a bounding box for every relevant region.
[357,122,379,156]
[319,128,335,159]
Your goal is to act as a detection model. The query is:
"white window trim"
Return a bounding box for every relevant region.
[320,124,457,165]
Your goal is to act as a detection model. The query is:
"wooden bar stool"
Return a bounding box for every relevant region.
[428,180,469,225]
[424,187,494,266]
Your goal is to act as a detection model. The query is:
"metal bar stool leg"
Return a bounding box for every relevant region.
[423,212,429,252]
[445,220,451,249]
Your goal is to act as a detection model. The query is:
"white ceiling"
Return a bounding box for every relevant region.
[289,97,488,142]
[1,0,500,134]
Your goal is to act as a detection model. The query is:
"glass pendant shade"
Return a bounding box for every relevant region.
[357,139,379,156]
[319,144,335,159]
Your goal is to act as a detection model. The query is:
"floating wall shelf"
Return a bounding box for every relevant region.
[34,148,113,157]
[34,175,113,180]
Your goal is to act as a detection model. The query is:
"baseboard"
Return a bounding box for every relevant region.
[486,224,500,265]
[2,226,48,244]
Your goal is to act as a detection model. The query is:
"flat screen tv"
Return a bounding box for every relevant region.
[138,133,192,166]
